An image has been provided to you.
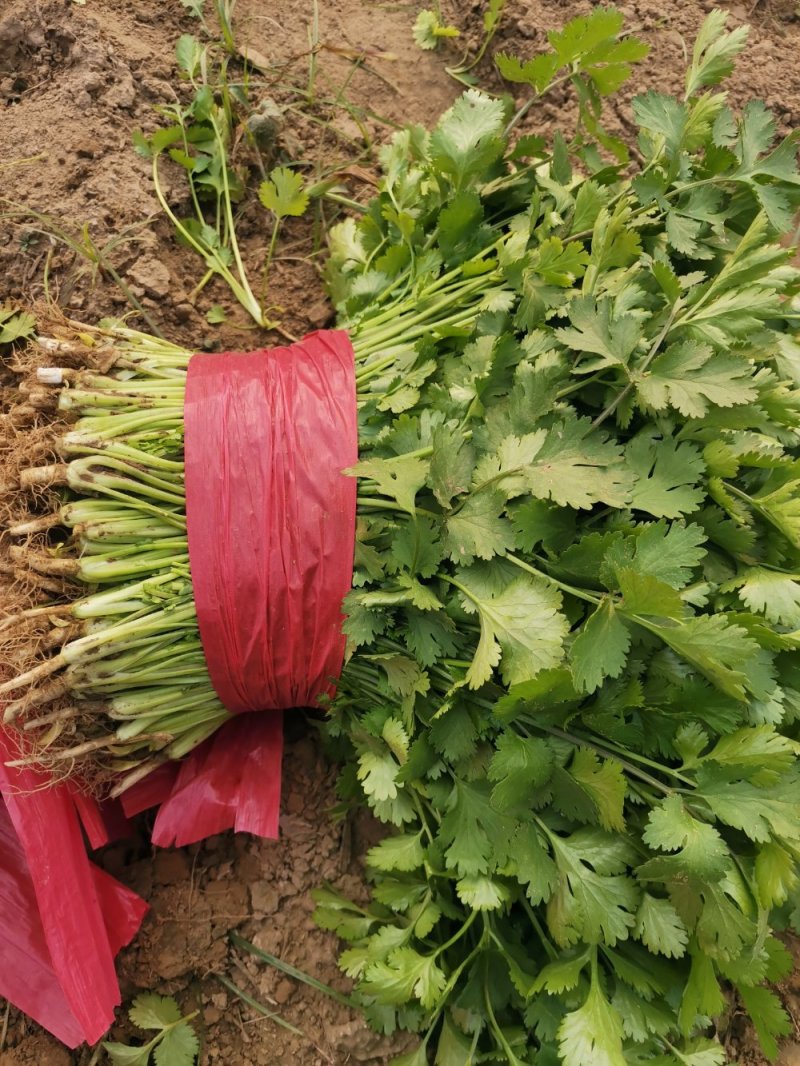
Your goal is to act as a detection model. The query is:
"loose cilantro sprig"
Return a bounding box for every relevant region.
[0,306,35,347]
[133,27,311,333]
[315,9,800,1065]
[103,994,199,1066]
[413,9,460,52]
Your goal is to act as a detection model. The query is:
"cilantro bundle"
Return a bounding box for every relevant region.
[3,8,800,1063]
[311,12,800,1065]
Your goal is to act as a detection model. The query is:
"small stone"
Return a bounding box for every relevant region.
[24,28,45,49]
[204,1006,221,1025]
[307,299,332,329]
[249,881,279,915]
[74,139,98,158]
[246,96,283,150]
[79,71,104,95]
[104,67,136,110]
[127,256,171,298]
[778,1044,800,1066]
[273,978,294,1005]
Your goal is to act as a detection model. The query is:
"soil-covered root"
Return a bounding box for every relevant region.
[8,543,78,577]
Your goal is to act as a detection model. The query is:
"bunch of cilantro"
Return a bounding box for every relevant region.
[313,9,800,1065]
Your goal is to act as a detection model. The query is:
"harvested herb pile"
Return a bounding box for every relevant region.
[3,9,800,1064]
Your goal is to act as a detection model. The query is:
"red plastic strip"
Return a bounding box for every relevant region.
[119,762,179,819]
[0,805,144,1047]
[0,730,147,1047]
[149,714,284,847]
[70,786,131,849]
[184,329,358,713]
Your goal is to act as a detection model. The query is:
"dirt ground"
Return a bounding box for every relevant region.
[1,0,800,1063]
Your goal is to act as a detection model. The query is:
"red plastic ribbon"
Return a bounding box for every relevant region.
[184,329,358,712]
[124,330,358,845]
[0,730,147,1047]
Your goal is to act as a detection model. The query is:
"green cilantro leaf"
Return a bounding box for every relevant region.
[444,488,516,564]
[367,832,425,872]
[568,748,626,831]
[737,984,791,1060]
[348,456,429,514]
[645,614,773,702]
[0,307,36,345]
[439,781,508,877]
[547,829,639,947]
[128,995,183,1031]
[570,601,631,693]
[154,1026,199,1066]
[412,9,460,50]
[258,166,309,218]
[555,296,640,371]
[626,434,705,518]
[429,90,506,189]
[496,52,561,94]
[104,995,198,1066]
[616,569,685,620]
[104,1046,152,1066]
[523,417,633,510]
[642,795,729,880]
[488,731,554,811]
[697,773,800,844]
[456,568,568,687]
[558,969,626,1066]
[363,946,447,1010]
[602,521,706,590]
[634,894,688,959]
[727,567,800,627]
[637,341,757,418]
[685,9,749,97]
[679,952,725,1035]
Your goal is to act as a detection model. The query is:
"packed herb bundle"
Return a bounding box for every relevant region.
[3,9,800,1063]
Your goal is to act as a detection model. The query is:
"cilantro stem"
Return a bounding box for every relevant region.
[448,468,525,515]
[504,552,602,605]
[481,939,526,1064]
[526,722,684,793]
[505,70,575,136]
[210,114,265,321]
[518,895,558,961]
[409,791,439,840]
[355,496,438,519]
[434,909,478,958]
[261,216,281,308]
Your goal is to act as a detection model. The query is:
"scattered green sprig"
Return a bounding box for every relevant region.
[258,165,310,303]
[497,6,650,160]
[413,9,461,51]
[446,0,506,86]
[103,994,199,1066]
[133,33,275,327]
[0,306,35,347]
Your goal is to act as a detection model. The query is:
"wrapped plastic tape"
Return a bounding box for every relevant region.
[124,330,358,845]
